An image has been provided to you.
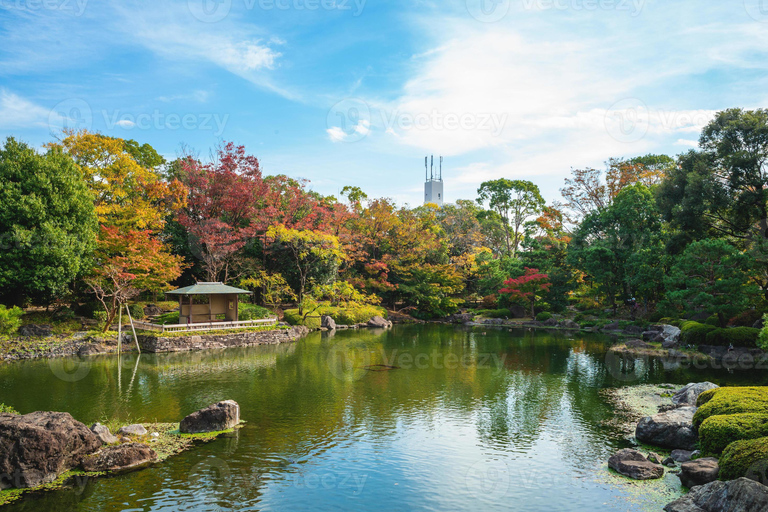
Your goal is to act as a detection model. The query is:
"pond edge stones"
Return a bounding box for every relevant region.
[608,449,664,480]
[179,400,240,434]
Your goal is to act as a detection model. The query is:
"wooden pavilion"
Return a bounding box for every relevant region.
[166,282,252,324]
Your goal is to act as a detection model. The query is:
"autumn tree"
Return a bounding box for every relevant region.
[477,179,545,257]
[499,267,552,319]
[266,225,343,312]
[240,271,297,311]
[86,226,184,331]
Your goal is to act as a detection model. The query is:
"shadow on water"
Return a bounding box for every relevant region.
[0,324,763,511]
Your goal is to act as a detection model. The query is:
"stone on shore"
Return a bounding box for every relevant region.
[679,458,719,489]
[81,443,157,473]
[18,324,52,337]
[91,423,118,445]
[321,315,337,331]
[608,449,665,480]
[179,400,240,434]
[367,316,392,329]
[636,406,698,450]
[672,382,719,407]
[117,424,148,437]
[0,411,101,489]
[664,477,768,512]
[671,449,695,463]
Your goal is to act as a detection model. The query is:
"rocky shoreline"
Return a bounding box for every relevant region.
[0,401,242,507]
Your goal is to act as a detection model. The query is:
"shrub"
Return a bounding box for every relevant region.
[156,312,180,325]
[0,305,24,336]
[128,304,146,320]
[719,436,768,481]
[705,315,720,326]
[239,304,272,321]
[699,414,768,454]
[0,403,17,414]
[476,309,510,319]
[647,311,664,323]
[693,387,768,427]
[480,295,498,309]
[93,311,108,328]
[704,327,759,348]
[697,388,720,406]
[679,321,717,345]
[758,314,768,351]
[730,310,763,328]
[284,305,386,329]
[536,312,553,322]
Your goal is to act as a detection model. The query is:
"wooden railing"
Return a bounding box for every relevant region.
[131,317,278,334]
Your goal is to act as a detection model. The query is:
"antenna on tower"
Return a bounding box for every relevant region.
[430,155,434,181]
[425,156,428,181]
[439,156,443,181]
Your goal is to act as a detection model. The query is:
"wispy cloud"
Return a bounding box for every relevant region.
[0,90,48,129]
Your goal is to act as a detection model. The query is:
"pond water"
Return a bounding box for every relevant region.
[0,324,764,512]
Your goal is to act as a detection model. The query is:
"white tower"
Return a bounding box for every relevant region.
[424,155,444,207]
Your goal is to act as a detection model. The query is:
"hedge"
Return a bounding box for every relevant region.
[475,309,511,319]
[693,387,768,427]
[704,327,760,348]
[719,436,768,481]
[536,312,553,322]
[679,321,717,345]
[699,413,768,454]
[238,304,272,321]
[284,305,387,329]
[697,388,720,406]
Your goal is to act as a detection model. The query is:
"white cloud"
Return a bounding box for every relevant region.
[0,90,48,129]
[157,90,211,103]
[115,119,136,128]
[326,126,347,142]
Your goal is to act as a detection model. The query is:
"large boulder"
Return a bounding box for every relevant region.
[655,324,682,344]
[636,406,698,450]
[560,320,580,330]
[179,400,240,434]
[91,423,118,445]
[81,443,157,473]
[673,383,719,407]
[321,315,337,331]
[18,324,52,337]
[671,450,695,463]
[367,316,392,329]
[0,411,101,489]
[143,304,163,316]
[508,306,527,319]
[664,478,768,512]
[608,449,665,480]
[679,458,719,489]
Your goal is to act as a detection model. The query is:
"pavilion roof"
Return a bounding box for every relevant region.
[166,282,253,295]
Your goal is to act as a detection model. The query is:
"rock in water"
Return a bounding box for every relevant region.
[179,400,240,434]
[636,406,698,450]
[321,315,337,330]
[117,424,147,437]
[81,443,157,473]
[664,478,768,512]
[679,458,719,488]
[672,383,719,407]
[608,449,665,480]
[0,411,101,489]
[367,316,391,328]
[91,423,118,445]
[671,450,695,463]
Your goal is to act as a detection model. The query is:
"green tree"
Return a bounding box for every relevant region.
[664,239,757,327]
[477,179,545,257]
[0,137,98,305]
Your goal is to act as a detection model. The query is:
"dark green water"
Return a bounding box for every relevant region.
[0,325,764,511]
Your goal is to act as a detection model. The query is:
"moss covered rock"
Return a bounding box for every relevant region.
[719,437,768,481]
[699,414,768,454]
[693,387,768,428]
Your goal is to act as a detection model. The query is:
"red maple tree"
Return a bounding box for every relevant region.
[499,267,552,319]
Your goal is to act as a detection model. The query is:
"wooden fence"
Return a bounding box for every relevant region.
[131,317,278,334]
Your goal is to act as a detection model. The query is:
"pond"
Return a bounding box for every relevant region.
[0,324,763,511]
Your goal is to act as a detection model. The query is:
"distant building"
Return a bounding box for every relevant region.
[424,155,444,207]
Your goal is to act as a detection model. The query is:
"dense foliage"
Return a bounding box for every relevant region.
[3,107,768,331]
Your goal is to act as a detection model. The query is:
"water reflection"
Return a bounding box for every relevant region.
[0,325,763,511]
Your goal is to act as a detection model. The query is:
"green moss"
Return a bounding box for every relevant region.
[704,327,760,347]
[680,321,717,345]
[693,387,768,427]
[697,388,719,406]
[719,436,768,481]
[699,413,768,454]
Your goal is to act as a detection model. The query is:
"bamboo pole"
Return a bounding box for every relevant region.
[117,305,122,355]
[125,304,141,354]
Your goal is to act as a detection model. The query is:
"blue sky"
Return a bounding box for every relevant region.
[2,0,768,205]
